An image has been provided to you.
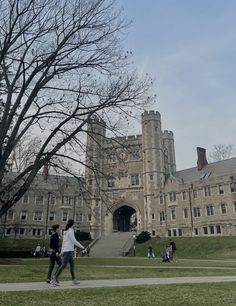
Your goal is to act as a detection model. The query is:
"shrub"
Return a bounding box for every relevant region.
[75,231,91,241]
[136,231,151,243]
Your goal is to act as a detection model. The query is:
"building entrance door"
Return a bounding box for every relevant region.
[113,205,136,232]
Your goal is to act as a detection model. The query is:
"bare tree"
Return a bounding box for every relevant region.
[208,144,235,162]
[0,0,154,217]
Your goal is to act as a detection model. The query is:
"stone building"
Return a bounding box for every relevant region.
[2,110,236,239]
[0,172,90,239]
[85,110,236,238]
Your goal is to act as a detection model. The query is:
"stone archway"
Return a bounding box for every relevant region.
[113,205,136,232]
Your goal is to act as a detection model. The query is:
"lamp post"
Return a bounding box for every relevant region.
[188,184,194,236]
[45,192,51,239]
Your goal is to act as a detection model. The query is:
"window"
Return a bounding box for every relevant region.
[230,177,236,192]
[220,203,227,215]
[182,191,187,200]
[178,229,182,236]
[88,214,92,222]
[169,191,176,202]
[20,210,27,221]
[159,211,165,222]
[193,190,198,199]
[149,174,153,181]
[19,228,25,236]
[203,226,208,235]
[76,197,83,207]
[160,194,164,204]
[152,230,156,236]
[193,207,201,218]
[107,153,116,163]
[171,208,176,220]
[49,211,56,221]
[130,150,140,160]
[22,195,29,204]
[151,213,155,220]
[209,225,214,234]
[62,196,70,206]
[194,228,199,235]
[173,229,177,236]
[131,175,139,186]
[35,195,44,205]
[234,202,236,213]
[32,228,42,236]
[5,228,11,235]
[50,196,56,205]
[183,208,188,219]
[216,225,221,234]
[218,185,224,195]
[7,210,14,220]
[62,211,68,222]
[76,213,83,222]
[168,229,171,237]
[206,205,214,216]
[33,211,42,221]
[204,186,211,197]
[108,176,115,187]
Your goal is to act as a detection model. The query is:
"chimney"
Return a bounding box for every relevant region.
[197,147,208,171]
[42,163,49,179]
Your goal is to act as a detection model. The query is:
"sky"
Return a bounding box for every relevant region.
[117,0,236,170]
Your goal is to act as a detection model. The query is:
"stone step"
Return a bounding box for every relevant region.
[90,232,134,257]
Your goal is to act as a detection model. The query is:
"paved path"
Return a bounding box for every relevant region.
[1,276,236,292]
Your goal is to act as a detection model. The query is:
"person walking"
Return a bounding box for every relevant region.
[169,239,177,261]
[50,219,85,287]
[147,245,155,258]
[46,224,62,283]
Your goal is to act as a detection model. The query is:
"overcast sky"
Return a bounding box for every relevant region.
[117,0,236,170]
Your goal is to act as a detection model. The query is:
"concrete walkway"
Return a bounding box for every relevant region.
[1,276,236,292]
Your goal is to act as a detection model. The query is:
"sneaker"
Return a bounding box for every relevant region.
[50,279,60,287]
[46,279,51,284]
[72,279,80,285]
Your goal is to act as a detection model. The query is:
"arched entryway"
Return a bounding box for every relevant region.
[113,205,136,232]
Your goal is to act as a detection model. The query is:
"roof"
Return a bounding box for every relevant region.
[172,157,236,184]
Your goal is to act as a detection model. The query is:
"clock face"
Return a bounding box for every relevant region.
[117,149,128,161]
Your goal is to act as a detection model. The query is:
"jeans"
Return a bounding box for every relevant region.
[47,252,62,280]
[54,251,75,281]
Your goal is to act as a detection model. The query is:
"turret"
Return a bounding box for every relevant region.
[141,110,165,230]
[162,130,176,174]
[85,116,106,238]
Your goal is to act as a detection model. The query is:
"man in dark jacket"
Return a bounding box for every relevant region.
[46,224,62,283]
[169,239,177,261]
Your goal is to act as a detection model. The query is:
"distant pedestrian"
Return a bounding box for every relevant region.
[50,219,85,287]
[169,239,177,261]
[165,244,171,262]
[147,245,155,258]
[46,224,62,284]
[34,244,41,257]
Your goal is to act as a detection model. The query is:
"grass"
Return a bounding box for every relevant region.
[1,283,236,306]
[1,237,236,305]
[133,236,236,259]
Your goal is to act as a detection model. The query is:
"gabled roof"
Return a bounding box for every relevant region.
[171,157,236,184]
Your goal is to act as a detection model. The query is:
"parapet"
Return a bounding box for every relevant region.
[141,110,161,121]
[162,130,174,139]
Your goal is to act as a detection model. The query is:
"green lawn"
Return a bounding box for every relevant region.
[1,283,236,306]
[1,236,236,306]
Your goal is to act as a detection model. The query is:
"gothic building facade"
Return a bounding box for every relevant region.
[85,110,236,238]
[2,110,236,239]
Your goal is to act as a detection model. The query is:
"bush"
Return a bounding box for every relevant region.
[75,231,91,241]
[136,231,151,243]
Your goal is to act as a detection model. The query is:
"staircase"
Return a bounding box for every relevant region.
[90,232,134,257]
